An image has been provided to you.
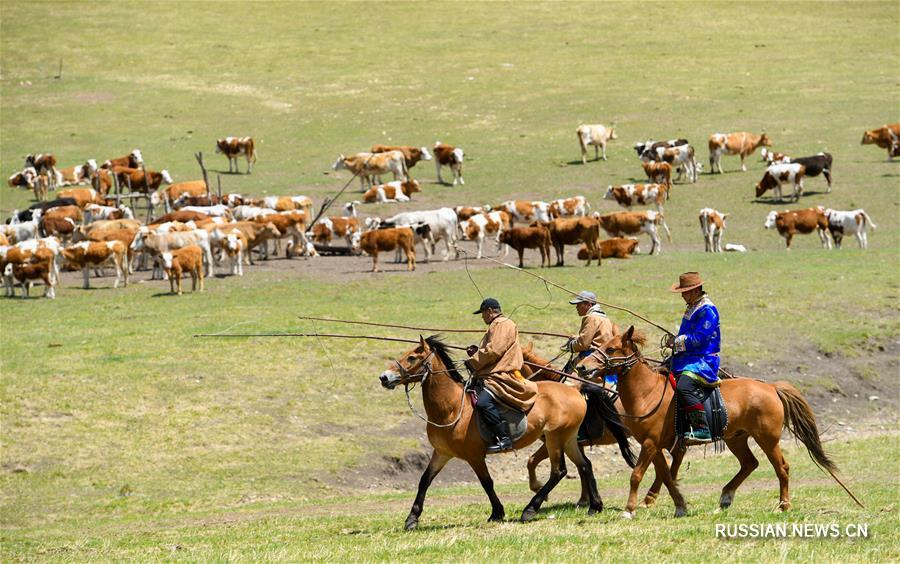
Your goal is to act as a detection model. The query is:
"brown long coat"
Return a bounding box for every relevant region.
[573,308,617,353]
[469,315,537,412]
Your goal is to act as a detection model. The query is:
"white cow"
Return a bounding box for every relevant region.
[577,124,618,163]
[824,208,877,249]
[384,207,459,262]
[699,208,729,253]
[232,205,277,221]
[131,228,215,278]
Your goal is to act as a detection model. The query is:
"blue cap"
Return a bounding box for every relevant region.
[569,290,597,305]
[473,297,501,314]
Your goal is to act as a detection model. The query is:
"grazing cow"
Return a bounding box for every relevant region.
[162,245,205,295]
[604,183,670,213]
[383,208,459,262]
[363,180,421,203]
[498,224,551,268]
[499,200,551,225]
[102,150,143,169]
[824,208,876,249]
[577,237,641,260]
[643,143,698,183]
[433,142,464,185]
[39,216,76,241]
[787,153,833,192]
[641,161,673,189]
[310,217,360,247]
[370,145,433,169]
[596,210,669,255]
[763,207,831,250]
[333,151,408,190]
[458,211,511,259]
[699,208,729,253]
[860,123,900,159]
[548,196,590,219]
[8,167,38,191]
[708,132,772,173]
[576,124,617,163]
[546,217,601,266]
[455,205,491,222]
[353,227,416,272]
[61,240,128,288]
[755,163,806,201]
[55,187,101,209]
[216,137,257,173]
[9,257,55,299]
[113,167,173,193]
[24,154,58,188]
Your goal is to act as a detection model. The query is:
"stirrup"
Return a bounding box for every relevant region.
[486,436,513,454]
[683,429,712,445]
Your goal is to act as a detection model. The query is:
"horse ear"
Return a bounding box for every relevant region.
[523,341,533,353]
[623,325,635,343]
[419,334,426,347]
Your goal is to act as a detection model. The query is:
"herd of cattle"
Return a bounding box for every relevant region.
[2,123,895,299]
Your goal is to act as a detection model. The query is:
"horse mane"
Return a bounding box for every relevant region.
[629,329,648,349]
[425,335,464,383]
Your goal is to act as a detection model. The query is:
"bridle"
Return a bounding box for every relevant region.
[589,343,667,421]
[396,349,468,429]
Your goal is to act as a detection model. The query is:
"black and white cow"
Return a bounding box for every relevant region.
[824,208,876,249]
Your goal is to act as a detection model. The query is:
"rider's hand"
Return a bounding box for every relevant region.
[466,345,478,357]
[560,338,575,351]
[664,334,676,348]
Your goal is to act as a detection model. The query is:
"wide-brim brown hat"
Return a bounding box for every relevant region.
[671,272,703,293]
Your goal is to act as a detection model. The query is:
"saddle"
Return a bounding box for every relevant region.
[670,373,729,451]
[469,391,528,443]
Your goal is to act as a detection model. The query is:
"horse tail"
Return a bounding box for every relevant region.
[584,387,636,468]
[775,381,865,508]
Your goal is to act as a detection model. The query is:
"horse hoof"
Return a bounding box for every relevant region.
[488,513,505,523]
[719,492,733,510]
[576,499,589,508]
[640,495,658,508]
[520,508,538,522]
[620,511,634,520]
[404,516,418,530]
[674,507,687,518]
[588,504,603,516]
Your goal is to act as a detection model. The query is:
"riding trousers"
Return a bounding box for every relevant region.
[676,371,717,411]
[475,387,506,435]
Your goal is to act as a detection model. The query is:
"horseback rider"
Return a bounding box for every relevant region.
[561,290,617,387]
[665,272,720,443]
[465,297,538,454]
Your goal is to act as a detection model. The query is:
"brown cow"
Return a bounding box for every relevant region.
[310,217,360,247]
[708,132,772,173]
[576,124,617,163]
[8,167,38,190]
[353,227,416,272]
[56,187,101,208]
[39,216,77,241]
[43,205,84,223]
[861,123,900,160]
[112,167,173,194]
[102,150,143,169]
[226,221,282,264]
[546,217,601,266]
[162,245,205,295]
[164,180,208,206]
[150,210,210,225]
[641,161,673,189]
[498,224,551,268]
[61,240,128,289]
[764,207,831,250]
[333,151,408,190]
[577,237,641,260]
[252,212,308,258]
[216,137,257,173]
[370,145,433,169]
[595,210,669,255]
[433,142,464,185]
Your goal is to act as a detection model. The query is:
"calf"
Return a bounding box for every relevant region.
[61,240,128,288]
[370,145,433,169]
[102,150,143,169]
[499,200,551,225]
[353,227,416,272]
[576,124,617,163]
[763,207,831,250]
[433,142,464,185]
[861,123,900,160]
[596,210,669,255]
[760,148,789,164]
[604,183,670,213]
[643,144,697,183]
[824,208,876,249]
[458,211,511,259]
[577,237,641,260]
[641,161,673,189]
[363,180,421,203]
[699,208,728,253]
[24,154,58,189]
[162,245,205,294]
[333,151,408,190]
[498,225,551,268]
[708,132,772,173]
[546,217,601,266]
[382,208,459,262]
[216,137,257,173]
[455,205,492,222]
[215,228,248,276]
[755,163,806,201]
[548,196,590,219]
[9,257,55,299]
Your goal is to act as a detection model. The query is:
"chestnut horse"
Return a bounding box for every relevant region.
[379,336,604,528]
[595,326,859,517]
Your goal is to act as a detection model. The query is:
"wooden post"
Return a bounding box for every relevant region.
[217,173,222,201]
[113,169,121,208]
[195,152,211,201]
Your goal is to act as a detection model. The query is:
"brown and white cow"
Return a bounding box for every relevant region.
[370,145,433,169]
[577,237,641,260]
[699,208,728,253]
[163,180,208,208]
[760,148,789,164]
[252,211,309,259]
[641,161,673,188]
[56,187,101,208]
[458,211,511,259]
[455,205,492,222]
[39,216,77,242]
[256,195,314,215]
[763,207,831,250]
[498,224,551,268]
[548,196,590,219]
[61,240,128,289]
[433,142,464,185]
[824,208,876,249]
[24,154,58,189]
[708,132,772,173]
[102,150,143,169]
[499,200,551,225]
[861,123,900,160]
[216,137,257,173]
[353,227,416,272]
[162,245,205,295]
[604,183,670,213]
[595,210,669,255]
[9,257,56,299]
[363,180,421,203]
[8,167,38,191]
[310,217,361,248]
[1,238,61,296]
[215,228,248,276]
[58,160,97,187]
[333,151,408,190]
[755,163,806,201]
[576,124,617,163]
[113,167,173,194]
[545,217,601,266]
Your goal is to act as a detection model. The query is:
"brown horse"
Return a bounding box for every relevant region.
[379,336,603,528]
[595,326,856,517]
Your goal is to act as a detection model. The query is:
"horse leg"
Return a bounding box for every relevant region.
[642,446,686,508]
[652,452,687,517]
[521,440,568,522]
[564,436,602,515]
[623,441,657,518]
[527,442,549,494]
[404,450,451,530]
[758,436,791,511]
[719,435,759,510]
[468,457,505,522]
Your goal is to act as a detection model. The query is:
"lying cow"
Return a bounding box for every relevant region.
[595,210,669,255]
[8,167,38,191]
[824,208,876,249]
[708,132,772,173]
[577,237,641,260]
[576,124,617,163]
[353,227,416,272]
[755,163,806,201]
[699,208,728,253]
[498,224,551,268]
[861,123,900,160]
[216,137,257,173]
[763,207,831,250]
[363,180,421,203]
[433,142,464,185]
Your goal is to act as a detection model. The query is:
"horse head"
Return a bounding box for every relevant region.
[595,326,646,376]
[380,335,433,389]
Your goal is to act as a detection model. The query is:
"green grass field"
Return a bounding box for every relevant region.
[1,2,898,561]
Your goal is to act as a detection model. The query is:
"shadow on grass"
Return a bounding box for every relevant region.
[751,190,830,205]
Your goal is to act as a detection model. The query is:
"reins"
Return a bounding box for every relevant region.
[397,350,470,429]
[590,348,668,421]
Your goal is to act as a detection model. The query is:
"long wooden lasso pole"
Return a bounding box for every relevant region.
[297,315,569,339]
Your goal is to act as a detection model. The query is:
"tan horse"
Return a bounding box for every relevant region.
[379,336,603,528]
[597,326,858,517]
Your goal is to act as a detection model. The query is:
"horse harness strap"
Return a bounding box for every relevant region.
[399,352,469,429]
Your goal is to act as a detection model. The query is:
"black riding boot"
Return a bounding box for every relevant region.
[685,410,712,443]
[476,388,513,454]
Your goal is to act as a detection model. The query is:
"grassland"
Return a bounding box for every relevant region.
[1,1,898,561]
